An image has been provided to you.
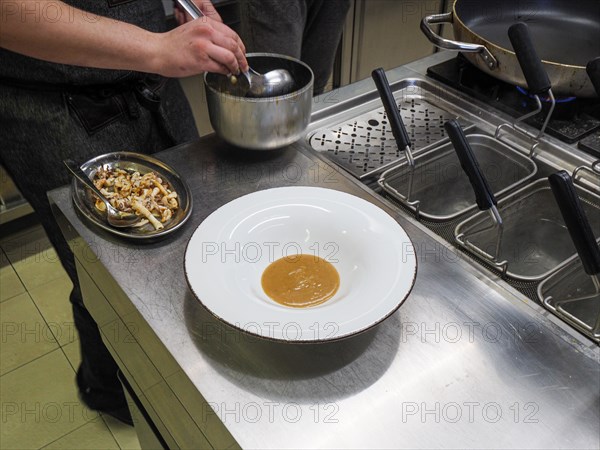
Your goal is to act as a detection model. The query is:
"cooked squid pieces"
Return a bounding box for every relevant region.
[92,166,179,230]
[261,254,340,308]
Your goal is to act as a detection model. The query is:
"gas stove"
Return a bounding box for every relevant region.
[307,52,600,343]
[427,55,600,154]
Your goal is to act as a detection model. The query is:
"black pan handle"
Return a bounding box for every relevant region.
[586,57,600,97]
[508,22,551,95]
[548,171,600,276]
[445,119,497,211]
[371,68,411,150]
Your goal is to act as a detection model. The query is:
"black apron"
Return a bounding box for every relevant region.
[0,0,199,402]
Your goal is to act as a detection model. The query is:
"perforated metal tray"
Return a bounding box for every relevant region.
[379,129,537,221]
[309,84,471,179]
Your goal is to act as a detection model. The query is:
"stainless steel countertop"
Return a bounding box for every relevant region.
[49,53,600,449]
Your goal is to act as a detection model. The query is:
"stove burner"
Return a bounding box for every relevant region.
[515,86,576,104]
[427,56,600,147]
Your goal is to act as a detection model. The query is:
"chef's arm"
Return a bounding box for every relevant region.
[0,0,248,77]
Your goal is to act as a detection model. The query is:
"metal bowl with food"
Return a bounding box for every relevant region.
[204,53,314,150]
[70,152,192,240]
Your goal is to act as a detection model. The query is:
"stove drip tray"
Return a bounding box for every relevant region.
[309,84,470,180]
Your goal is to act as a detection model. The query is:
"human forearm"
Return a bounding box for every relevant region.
[0,0,247,77]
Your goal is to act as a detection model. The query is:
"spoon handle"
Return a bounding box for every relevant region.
[175,0,203,20]
[63,160,113,211]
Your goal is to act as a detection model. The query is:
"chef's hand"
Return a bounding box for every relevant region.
[173,0,223,24]
[154,17,248,77]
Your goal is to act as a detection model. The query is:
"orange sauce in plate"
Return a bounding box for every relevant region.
[261,254,340,308]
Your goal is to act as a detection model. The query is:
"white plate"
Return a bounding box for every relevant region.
[184,187,417,342]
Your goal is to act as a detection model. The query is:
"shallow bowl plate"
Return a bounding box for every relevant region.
[184,187,417,342]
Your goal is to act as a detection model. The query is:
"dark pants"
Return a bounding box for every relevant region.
[0,79,198,404]
[239,0,351,95]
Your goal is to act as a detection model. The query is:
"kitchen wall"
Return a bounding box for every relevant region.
[338,0,445,85]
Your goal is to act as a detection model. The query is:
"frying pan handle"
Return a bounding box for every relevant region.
[548,171,600,276]
[445,120,497,211]
[371,68,411,151]
[420,12,497,70]
[175,0,203,19]
[508,22,551,96]
[586,58,600,98]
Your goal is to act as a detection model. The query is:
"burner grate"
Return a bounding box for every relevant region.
[527,113,600,144]
[427,56,600,145]
[310,94,469,179]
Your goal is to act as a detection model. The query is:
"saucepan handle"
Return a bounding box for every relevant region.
[548,171,600,276]
[371,68,411,151]
[175,0,203,20]
[420,12,497,70]
[445,119,497,211]
[508,22,551,96]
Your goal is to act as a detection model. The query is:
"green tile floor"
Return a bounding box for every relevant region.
[1,217,140,450]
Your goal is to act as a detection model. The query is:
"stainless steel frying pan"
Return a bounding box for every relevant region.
[421,0,600,97]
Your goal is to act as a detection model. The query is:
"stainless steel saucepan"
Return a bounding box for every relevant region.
[204,53,314,150]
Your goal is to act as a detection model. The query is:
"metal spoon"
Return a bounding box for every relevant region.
[244,66,294,97]
[176,0,294,97]
[64,160,142,228]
